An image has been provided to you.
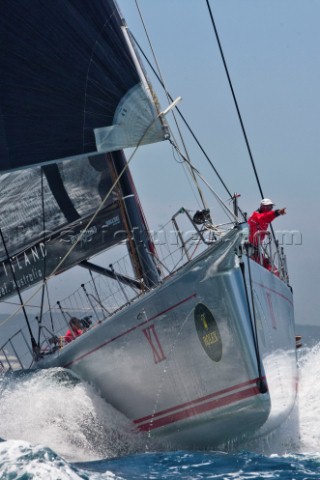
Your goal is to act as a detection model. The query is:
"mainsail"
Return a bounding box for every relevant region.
[0,0,167,172]
[0,0,165,300]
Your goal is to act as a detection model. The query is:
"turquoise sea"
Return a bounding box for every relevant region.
[0,344,319,479]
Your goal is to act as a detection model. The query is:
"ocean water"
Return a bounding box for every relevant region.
[0,345,319,479]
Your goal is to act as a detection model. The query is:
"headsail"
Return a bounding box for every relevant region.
[0,155,124,300]
[0,0,167,172]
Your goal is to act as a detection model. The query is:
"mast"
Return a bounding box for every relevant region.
[0,0,167,303]
[110,150,160,289]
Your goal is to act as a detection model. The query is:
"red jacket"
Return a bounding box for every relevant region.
[65,327,82,344]
[248,209,279,246]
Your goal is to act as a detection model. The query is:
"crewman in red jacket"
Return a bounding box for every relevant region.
[248,198,286,246]
[64,317,83,344]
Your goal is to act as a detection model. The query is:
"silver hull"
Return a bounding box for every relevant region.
[37,229,298,448]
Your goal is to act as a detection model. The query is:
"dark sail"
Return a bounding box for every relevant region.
[0,155,124,300]
[0,0,166,172]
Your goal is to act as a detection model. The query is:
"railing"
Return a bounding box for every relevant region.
[0,207,231,373]
[245,231,289,283]
[0,328,34,371]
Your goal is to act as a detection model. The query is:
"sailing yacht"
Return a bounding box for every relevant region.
[0,0,298,449]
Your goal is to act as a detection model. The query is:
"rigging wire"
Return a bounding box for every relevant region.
[0,227,39,353]
[205,0,282,250]
[170,139,238,223]
[246,261,267,393]
[0,100,175,329]
[88,269,102,305]
[1,5,268,332]
[205,1,279,385]
[170,142,202,208]
[240,253,267,393]
[42,96,183,284]
[205,0,264,199]
[38,168,47,328]
[130,32,236,204]
[45,282,54,332]
[134,0,208,211]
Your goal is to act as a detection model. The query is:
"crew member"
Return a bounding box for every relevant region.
[64,317,83,344]
[248,198,286,247]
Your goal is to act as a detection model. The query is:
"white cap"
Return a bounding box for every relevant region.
[260,198,274,206]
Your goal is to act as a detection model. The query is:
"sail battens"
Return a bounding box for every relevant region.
[0,0,165,173]
[94,83,165,152]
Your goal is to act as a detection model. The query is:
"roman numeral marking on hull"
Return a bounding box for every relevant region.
[142,324,166,364]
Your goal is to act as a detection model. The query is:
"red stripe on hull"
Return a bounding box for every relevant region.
[134,377,264,425]
[64,293,197,368]
[136,385,261,432]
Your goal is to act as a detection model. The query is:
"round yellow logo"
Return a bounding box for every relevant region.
[194,303,222,361]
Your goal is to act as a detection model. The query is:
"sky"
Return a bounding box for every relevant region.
[115,0,320,326]
[2,0,319,328]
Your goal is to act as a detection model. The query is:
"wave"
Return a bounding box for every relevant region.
[0,343,319,465]
[2,445,320,480]
[0,368,148,462]
[297,343,320,453]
